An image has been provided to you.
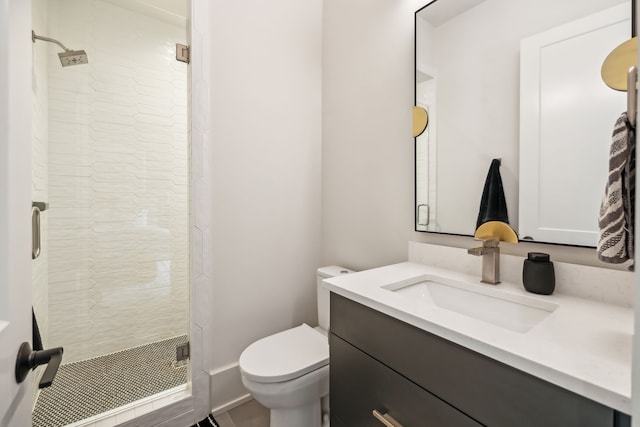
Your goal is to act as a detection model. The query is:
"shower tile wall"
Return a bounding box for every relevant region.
[46,0,189,363]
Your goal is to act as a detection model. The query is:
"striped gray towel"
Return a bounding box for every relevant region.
[597,112,635,269]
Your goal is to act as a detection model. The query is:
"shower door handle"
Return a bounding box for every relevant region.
[15,341,64,388]
[31,201,48,260]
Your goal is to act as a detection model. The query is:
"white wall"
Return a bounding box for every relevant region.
[207,0,323,409]
[322,0,427,270]
[45,0,189,362]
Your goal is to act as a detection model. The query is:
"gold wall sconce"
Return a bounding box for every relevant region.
[413,106,429,137]
[601,36,638,91]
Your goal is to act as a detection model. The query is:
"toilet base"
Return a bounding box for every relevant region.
[270,400,321,427]
[240,362,330,427]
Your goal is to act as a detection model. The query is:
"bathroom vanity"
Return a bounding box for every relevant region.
[330,294,629,427]
[324,251,633,427]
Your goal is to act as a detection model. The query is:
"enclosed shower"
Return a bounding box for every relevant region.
[30,0,190,425]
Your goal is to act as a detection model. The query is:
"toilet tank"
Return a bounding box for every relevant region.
[317,266,354,332]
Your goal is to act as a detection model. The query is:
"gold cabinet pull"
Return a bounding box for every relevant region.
[372,410,403,427]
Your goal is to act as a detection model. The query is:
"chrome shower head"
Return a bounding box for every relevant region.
[32,30,88,67]
[58,50,88,67]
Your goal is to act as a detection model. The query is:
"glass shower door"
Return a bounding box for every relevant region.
[31,0,190,425]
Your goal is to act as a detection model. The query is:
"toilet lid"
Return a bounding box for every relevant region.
[239,323,329,383]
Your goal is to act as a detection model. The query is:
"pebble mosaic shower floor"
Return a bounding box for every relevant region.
[32,335,188,427]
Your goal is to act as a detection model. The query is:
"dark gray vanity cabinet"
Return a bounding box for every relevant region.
[330,333,483,427]
[329,293,631,427]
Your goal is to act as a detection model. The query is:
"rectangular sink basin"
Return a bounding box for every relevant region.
[384,275,558,333]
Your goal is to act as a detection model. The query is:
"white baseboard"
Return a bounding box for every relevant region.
[211,394,253,416]
[209,362,252,415]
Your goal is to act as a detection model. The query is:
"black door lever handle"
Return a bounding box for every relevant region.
[15,341,64,388]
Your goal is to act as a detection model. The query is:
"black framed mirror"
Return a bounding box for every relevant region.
[414,0,631,247]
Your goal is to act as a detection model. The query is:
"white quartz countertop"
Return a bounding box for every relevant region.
[322,262,634,414]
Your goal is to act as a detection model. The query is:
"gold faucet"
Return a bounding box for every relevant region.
[467,238,500,284]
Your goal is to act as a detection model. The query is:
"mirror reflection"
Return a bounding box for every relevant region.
[415,0,630,247]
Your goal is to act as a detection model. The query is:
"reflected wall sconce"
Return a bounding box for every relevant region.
[413,106,429,137]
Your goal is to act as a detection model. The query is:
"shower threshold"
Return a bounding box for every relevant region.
[66,385,190,427]
[32,335,189,427]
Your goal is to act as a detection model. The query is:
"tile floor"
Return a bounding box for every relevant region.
[215,400,270,427]
[32,336,188,427]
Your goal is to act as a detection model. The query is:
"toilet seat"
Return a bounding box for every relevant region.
[239,323,329,383]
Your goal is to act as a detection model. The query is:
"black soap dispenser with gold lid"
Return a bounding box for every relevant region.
[522,252,555,295]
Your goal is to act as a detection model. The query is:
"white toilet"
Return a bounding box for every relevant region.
[239,266,353,427]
